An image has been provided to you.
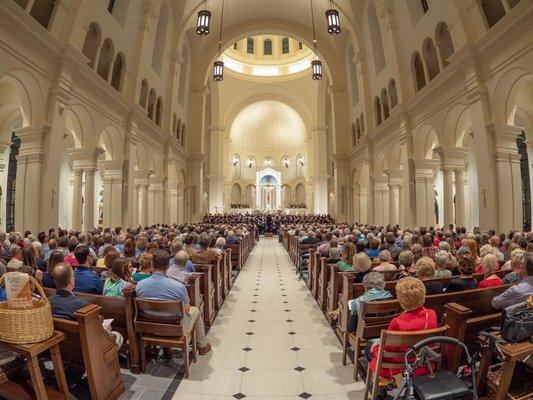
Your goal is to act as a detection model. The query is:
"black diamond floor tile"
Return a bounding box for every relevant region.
[234,393,247,399]
[238,367,250,372]
[242,347,252,352]
[299,392,312,399]
[248,319,255,323]
[286,319,293,322]
[290,347,300,351]
[246,331,254,335]
[294,366,305,371]
[288,331,296,335]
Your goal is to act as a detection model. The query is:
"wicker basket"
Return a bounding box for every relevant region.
[0,275,54,344]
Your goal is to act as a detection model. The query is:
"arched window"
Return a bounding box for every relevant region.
[480,0,507,28]
[298,41,303,50]
[97,38,114,81]
[388,79,398,108]
[111,52,125,92]
[177,118,182,140]
[263,39,272,55]
[29,0,57,29]
[282,37,290,54]
[173,113,178,136]
[351,123,356,147]
[247,37,254,54]
[147,89,156,120]
[374,97,382,126]
[82,22,101,68]
[436,22,454,67]
[367,1,386,74]
[360,112,365,133]
[108,0,116,12]
[178,47,188,106]
[420,0,429,12]
[412,52,426,92]
[381,89,390,119]
[155,97,163,126]
[423,38,440,80]
[139,79,149,108]
[348,45,359,106]
[356,119,362,140]
[180,124,186,147]
[151,2,169,75]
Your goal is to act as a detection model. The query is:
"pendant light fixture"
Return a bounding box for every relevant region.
[310,0,322,80]
[326,1,341,35]
[213,0,225,81]
[196,1,211,36]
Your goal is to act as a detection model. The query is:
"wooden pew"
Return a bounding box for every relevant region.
[51,304,125,400]
[44,287,140,374]
[222,249,231,296]
[443,302,501,372]
[226,243,242,270]
[317,258,331,310]
[346,285,510,378]
[306,248,316,292]
[193,263,216,326]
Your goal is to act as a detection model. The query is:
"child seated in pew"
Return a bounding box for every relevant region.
[132,253,153,282]
[368,277,438,380]
[103,257,135,297]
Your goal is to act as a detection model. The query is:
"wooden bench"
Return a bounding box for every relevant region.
[51,304,125,400]
[226,243,243,270]
[346,284,511,379]
[192,264,216,326]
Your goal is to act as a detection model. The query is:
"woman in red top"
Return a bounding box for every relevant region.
[369,277,438,379]
[477,254,503,288]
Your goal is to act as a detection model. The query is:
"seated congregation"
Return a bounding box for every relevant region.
[0,223,255,399]
[283,221,533,399]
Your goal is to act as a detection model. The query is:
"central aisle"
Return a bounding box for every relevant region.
[172,237,365,399]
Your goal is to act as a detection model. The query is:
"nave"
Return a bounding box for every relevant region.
[170,237,364,399]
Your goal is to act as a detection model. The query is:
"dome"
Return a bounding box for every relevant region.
[230,100,306,152]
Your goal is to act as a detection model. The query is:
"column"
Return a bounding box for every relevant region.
[398,184,404,227]
[138,183,149,227]
[454,168,466,227]
[14,125,49,233]
[169,187,178,223]
[188,156,204,222]
[133,184,139,226]
[441,166,454,226]
[100,160,123,228]
[106,56,115,83]
[312,125,329,214]
[83,168,96,229]
[92,44,102,71]
[422,58,431,83]
[387,171,402,226]
[70,169,83,229]
[414,159,438,227]
[208,126,225,212]
[435,44,446,70]
[150,177,165,224]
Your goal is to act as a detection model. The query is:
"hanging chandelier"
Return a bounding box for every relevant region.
[213,0,225,81]
[309,0,322,80]
[196,2,211,36]
[325,3,341,35]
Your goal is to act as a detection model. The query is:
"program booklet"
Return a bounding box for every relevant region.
[4,272,33,309]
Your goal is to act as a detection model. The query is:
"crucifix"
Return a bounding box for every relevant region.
[481,186,487,209]
[50,185,57,209]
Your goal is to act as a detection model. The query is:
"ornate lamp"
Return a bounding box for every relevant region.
[196,3,211,36]
[213,0,225,81]
[326,6,341,35]
[311,60,322,80]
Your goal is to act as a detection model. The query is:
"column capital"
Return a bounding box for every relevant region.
[68,147,105,169]
[432,145,468,169]
[487,123,523,152]
[209,125,225,133]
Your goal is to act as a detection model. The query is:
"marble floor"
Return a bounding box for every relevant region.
[170,237,365,400]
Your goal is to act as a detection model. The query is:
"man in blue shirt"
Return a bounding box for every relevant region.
[48,263,89,320]
[73,245,103,294]
[136,250,211,355]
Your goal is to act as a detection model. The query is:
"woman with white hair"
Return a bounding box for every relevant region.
[213,237,226,256]
[434,251,452,278]
[502,249,525,284]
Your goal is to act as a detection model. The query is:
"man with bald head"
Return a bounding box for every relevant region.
[48,263,89,320]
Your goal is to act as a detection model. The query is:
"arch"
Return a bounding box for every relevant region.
[281,184,292,207]
[111,52,125,92]
[263,38,272,55]
[139,79,149,108]
[82,22,101,68]
[180,124,186,146]
[151,1,169,75]
[155,96,163,126]
[282,37,290,54]
[97,38,114,81]
[147,88,156,120]
[231,183,242,204]
[374,152,388,174]
[491,69,533,127]
[150,152,164,176]
[380,88,390,119]
[65,104,96,149]
[441,104,472,147]
[244,184,255,205]
[422,38,440,81]
[414,124,439,159]
[412,52,426,92]
[388,79,398,108]
[247,37,254,54]
[480,0,507,28]
[347,44,359,106]
[178,46,188,106]
[435,22,454,68]
[367,1,386,74]
[295,183,306,204]
[374,96,382,126]
[29,0,57,29]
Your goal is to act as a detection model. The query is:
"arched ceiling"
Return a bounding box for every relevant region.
[230,100,306,152]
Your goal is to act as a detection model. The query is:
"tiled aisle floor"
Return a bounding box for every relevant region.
[171,237,365,400]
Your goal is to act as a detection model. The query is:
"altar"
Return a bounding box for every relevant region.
[256,168,281,211]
